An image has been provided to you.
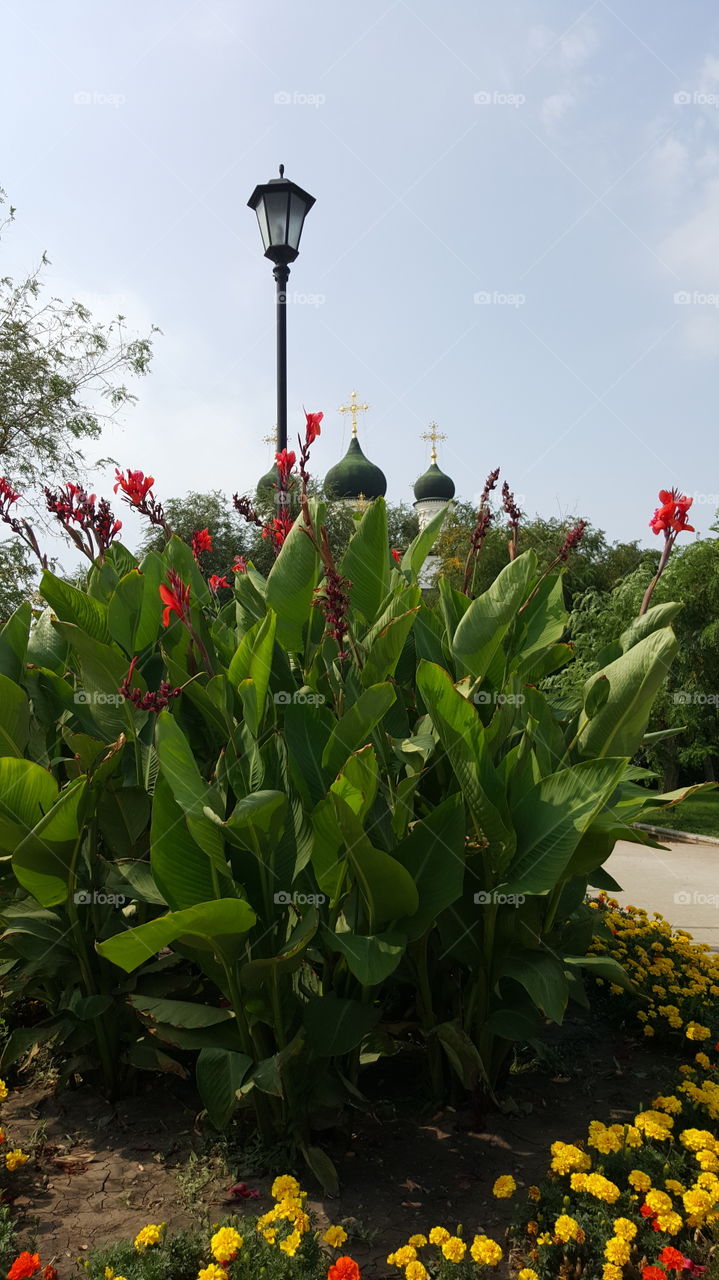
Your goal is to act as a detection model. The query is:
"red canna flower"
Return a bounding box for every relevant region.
[159,571,191,627]
[650,488,694,535]
[262,512,293,549]
[191,528,213,559]
[0,477,21,510]
[660,1248,689,1272]
[327,1260,361,1280]
[305,410,323,444]
[275,449,297,488]
[8,1254,41,1280]
[231,556,247,574]
[227,1181,260,1200]
[113,468,155,505]
[208,574,230,592]
[391,547,401,563]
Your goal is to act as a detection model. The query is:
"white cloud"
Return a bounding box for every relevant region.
[560,25,599,69]
[541,91,575,129]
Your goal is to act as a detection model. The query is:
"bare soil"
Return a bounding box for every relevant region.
[2,1014,676,1277]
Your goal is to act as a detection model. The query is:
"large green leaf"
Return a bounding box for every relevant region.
[416,661,514,860]
[97,898,257,972]
[392,793,466,940]
[53,622,132,741]
[41,570,112,644]
[332,795,419,927]
[0,758,59,855]
[577,629,678,759]
[339,497,390,624]
[154,711,226,872]
[361,607,421,687]
[0,602,32,680]
[150,775,218,909]
[196,1048,252,1129]
[401,505,449,581]
[0,675,30,757]
[230,612,277,736]
[241,908,319,991]
[502,757,629,895]
[284,699,333,809]
[12,778,87,906]
[324,928,405,985]
[498,950,569,1023]
[322,683,396,778]
[265,502,323,650]
[452,551,537,680]
[107,569,146,656]
[303,995,379,1056]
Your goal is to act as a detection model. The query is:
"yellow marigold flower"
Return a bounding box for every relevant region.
[323,1226,347,1248]
[686,1022,711,1041]
[469,1236,502,1266]
[428,1228,449,1246]
[393,1246,417,1266]
[492,1175,516,1198]
[271,1174,301,1201]
[646,1190,673,1214]
[655,1211,682,1235]
[683,1188,713,1219]
[4,1149,28,1172]
[549,1142,591,1175]
[553,1215,581,1243]
[537,1233,553,1246]
[197,1267,227,1280]
[652,1095,682,1114]
[210,1228,243,1263]
[605,1237,630,1265]
[603,1267,623,1280]
[408,1235,427,1248]
[279,1230,301,1257]
[582,1173,621,1203]
[527,1185,540,1201]
[0,1080,7,1100]
[681,1128,716,1152]
[405,1264,428,1280]
[695,1149,719,1172]
[612,1218,637,1240]
[634,1110,674,1140]
[695,1052,711,1069]
[441,1237,466,1262]
[518,1271,539,1280]
[262,1228,277,1245]
[643,1025,655,1037]
[665,1179,685,1194]
[134,1224,165,1252]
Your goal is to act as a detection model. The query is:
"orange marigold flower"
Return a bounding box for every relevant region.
[659,1246,689,1271]
[327,1259,361,1280]
[8,1254,41,1280]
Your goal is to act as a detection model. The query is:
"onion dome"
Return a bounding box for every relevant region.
[324,436,387,501]
[256,462,280,499]
[414,460,455,502]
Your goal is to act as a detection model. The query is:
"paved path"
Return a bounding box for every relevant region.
[600,837,719,948]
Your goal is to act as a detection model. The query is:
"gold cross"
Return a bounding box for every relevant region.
[339,389,369,438]
[420,423,447,464]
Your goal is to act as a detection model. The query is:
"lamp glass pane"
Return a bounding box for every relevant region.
[263,189,290,248]
[287,192,308,250]
[254,201,270,252]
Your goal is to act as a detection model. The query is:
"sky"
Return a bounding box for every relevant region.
[3,0,719,559]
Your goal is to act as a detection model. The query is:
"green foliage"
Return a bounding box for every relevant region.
[0,482,698,1171]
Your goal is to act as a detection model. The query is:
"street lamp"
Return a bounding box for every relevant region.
[248,165,315,454]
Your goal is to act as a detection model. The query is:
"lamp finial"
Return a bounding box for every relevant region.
[279,164,285,179]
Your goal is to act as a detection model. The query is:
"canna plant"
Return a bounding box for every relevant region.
[0,438,709,1188]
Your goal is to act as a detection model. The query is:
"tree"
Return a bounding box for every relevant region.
[0,191,156,500]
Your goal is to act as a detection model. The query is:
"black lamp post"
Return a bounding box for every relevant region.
[248,166,315,455]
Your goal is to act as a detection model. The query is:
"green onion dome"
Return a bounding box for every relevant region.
[413,460,455,502]
[324,436,387,501]
[256,463,280,499]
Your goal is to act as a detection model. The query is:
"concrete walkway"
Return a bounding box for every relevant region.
[600,837,719,948]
